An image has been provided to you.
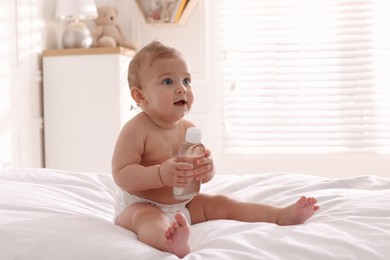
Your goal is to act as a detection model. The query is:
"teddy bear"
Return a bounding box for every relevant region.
[92,5,138,50]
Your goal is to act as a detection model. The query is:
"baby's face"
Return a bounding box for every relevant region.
[139,55,194,123]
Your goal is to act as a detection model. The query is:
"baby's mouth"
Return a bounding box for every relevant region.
[174,100,187,105]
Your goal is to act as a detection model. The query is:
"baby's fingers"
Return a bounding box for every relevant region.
[195,156,211,167]
[176,162,194,170]
[194,166,212,180]
[173,162,194,186]
[176,170,194,184]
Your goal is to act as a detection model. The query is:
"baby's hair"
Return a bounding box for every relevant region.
[128,41,182,89]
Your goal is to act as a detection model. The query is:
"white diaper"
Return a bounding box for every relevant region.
[113,189,192,225]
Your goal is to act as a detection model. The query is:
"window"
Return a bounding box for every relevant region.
[218,0,390,155]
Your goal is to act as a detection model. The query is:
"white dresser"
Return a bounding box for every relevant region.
[42,47,137,173]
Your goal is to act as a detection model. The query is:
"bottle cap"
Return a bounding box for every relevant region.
[185,127,202,144]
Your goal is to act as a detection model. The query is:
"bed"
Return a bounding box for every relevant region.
[1,165,389,259]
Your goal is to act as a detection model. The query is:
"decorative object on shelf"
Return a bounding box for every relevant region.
[56,0,98,49]
[148,0,177,23]
[91,5,138,50]
[136,0,198,24]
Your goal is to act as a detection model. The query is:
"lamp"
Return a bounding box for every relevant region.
[56,0,98,49]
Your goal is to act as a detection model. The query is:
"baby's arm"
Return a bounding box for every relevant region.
[113,157,194,192]
[111,119,196,192]
[111,120,162,192]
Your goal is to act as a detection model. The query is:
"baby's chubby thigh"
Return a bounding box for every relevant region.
[116,202,171,233]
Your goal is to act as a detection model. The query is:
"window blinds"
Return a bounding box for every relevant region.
[218,0,390,154]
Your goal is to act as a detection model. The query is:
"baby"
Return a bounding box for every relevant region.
[111,41,320,258]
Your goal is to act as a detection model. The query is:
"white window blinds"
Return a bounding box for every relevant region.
[218,0,390,154]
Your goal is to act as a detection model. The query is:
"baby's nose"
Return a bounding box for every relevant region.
[176,85,187,94]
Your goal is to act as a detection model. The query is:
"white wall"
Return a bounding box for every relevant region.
[1,0,389,177]
[0,0,54,168]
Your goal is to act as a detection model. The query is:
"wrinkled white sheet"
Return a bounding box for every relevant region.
[0,166,389,259]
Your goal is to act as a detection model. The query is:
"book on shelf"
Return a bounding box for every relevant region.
[178,0,199,24]
[171,0,189,23]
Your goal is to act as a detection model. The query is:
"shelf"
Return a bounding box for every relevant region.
[135,0,199,24]
[42,47,136,57]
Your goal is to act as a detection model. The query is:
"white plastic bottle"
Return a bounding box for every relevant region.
[173,127,205,200]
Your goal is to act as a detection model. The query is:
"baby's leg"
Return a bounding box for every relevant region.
[116,203,191,257]
[188,194,319,225]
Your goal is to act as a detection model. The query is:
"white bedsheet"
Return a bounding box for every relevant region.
[0,166,389,259]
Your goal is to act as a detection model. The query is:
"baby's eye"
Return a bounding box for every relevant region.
[162,78,174,85]
[183,78,191,85]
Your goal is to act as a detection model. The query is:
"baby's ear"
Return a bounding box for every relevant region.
[131,87,147,105]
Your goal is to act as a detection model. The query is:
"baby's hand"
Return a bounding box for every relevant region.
[193,149,215,183]
[159,157,195,187]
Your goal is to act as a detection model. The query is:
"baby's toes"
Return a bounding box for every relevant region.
[307,197,315,205]
[171,221,179,230]
[165,226,174,237]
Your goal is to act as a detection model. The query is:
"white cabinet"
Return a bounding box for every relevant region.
[43,47,137,173]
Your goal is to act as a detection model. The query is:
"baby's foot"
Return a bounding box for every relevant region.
[277,196,320,226]
[164,213,191,258]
